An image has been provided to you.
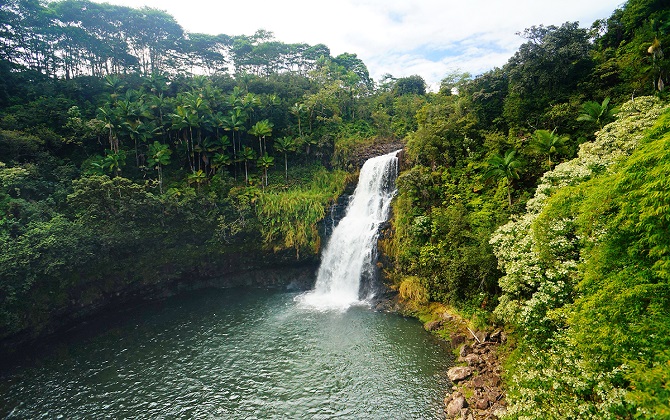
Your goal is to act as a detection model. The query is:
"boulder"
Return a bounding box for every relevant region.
[444,391,467,418]
[424,320,443,331]
[475,397,490,410]
[463,353,480,367]
[491,375,502,387]
[471,375,487,389]
[459,408,475,420]
[440,312,454,321]
[475,330,488,343]
[450,333,465,347]
[489,329,502,342]
[447,366,473,382]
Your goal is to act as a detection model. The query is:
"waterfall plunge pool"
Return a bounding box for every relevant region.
[1,287,453,419]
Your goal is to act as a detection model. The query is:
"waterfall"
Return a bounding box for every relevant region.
[298,150,401,310]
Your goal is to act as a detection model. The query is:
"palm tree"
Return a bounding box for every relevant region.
[241,92,260,113]
[142,72,169,95]
[87,155,107,176]
[103,149,127,177]
[577,97,617,128]
[104,74,125,100]
[169,104,199,172]
[529,129,569,169]
[147,92,170,131]
[222,109,246,160]
[187,169,207,193]
[181,93,210,171]
[484,150,524,208]
[248,119,273,155]
[226,86,244,110]
[97,105,121,153]
[211,152,232,175]
[290,103,306,137]
[303,135,318,156]
[147,141,172,193]
[125,119,158,168]
[239,146,256,185]
[257,153,274,190]
[273,136,296,182]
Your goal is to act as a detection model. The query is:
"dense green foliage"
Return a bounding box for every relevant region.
[379,0,670,417]
[2,0,670,416]
[492,98,669,418]
[0,0,425,341]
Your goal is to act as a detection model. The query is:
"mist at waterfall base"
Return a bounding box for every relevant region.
[298,150,400,311]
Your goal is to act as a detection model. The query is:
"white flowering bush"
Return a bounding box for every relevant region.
[492,97,670,418]
[505,333,629,419]
[493,97,665,333]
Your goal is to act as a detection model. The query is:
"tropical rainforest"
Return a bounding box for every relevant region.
[1,0,669,418]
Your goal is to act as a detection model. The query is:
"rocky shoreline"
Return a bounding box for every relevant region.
[423,310,508,419]
[375,294,508,419]
[443,328,507,419]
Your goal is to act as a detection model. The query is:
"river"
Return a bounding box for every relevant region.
[1,287,452,419]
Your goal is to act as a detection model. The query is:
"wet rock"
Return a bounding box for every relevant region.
[462,353,480,367]
[491,375,502,387]
[459,407,475,420]
[471,375,487,389]
[475,397,490,410]
[489,329,507,344]
[424,320,443,331]
[441,312,455,321]
[451,333,465,347]
[445,391,467,418]
[344,140,404,170]
[475,331,488,343]
[487,389,501,402]
[447,366,473,382]
[489,329,502,342]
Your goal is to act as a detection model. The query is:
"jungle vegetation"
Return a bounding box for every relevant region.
[1,0,669,417]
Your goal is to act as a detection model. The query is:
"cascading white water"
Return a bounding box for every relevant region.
[298,150,400,310]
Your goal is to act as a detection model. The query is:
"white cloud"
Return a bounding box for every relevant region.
[93,0,623,85]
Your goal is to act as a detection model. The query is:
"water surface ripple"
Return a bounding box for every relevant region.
[1,288,452,419]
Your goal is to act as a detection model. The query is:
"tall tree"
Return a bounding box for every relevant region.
[273,136,296,182]
[290,103,306,137]
[484,150,524,208]
[257,153,274,189]
[504,22,594,128]
[239,146,255,185]
[529,129,570,169]
[248,119,273,155]
[394,75,427,96]
[147,141,171,193]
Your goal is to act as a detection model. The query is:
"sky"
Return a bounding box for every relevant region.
[93,0,624,89]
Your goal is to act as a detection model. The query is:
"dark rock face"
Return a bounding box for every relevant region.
[0,259,318,358]
[343,141,405,170]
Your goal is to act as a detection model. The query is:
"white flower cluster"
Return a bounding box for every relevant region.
[505,332,629,419]
[492,96,666,328]
[490,97,668,417]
